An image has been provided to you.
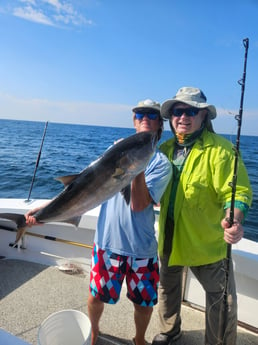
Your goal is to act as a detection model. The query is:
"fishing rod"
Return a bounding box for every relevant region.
[26,231,93,249]
[221,37,249,344]
[26,121,49,202]
[0,221,93,250]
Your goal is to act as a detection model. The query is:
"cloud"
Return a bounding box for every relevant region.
[0,93,133,128]
[11,0,93,27]
[212,107,257,136]
[13,5,54,25]
[0,93,257,135]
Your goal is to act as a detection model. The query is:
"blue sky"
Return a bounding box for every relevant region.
[0,0,257,135]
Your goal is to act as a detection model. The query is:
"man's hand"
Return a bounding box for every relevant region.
[221,217,244,244]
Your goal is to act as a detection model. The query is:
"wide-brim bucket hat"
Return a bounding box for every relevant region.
[161,87,217,119]
[132,99,161,113]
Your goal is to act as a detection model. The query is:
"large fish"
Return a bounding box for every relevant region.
[0,131,158,244]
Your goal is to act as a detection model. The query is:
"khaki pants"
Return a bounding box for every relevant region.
[158,255,237,345]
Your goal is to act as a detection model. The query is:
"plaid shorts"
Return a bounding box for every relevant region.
[89,244,159,306]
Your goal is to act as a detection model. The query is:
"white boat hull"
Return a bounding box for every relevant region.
[184,238,258,330]
[0,199,96,270]
[0,198,257,332]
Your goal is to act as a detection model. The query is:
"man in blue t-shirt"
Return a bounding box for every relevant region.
[87,99,172,345]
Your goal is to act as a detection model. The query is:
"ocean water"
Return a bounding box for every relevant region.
[0,119,257,241]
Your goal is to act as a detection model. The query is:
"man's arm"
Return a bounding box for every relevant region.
[130,172,152,212]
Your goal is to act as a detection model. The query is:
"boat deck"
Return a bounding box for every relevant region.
[0,258,257,345]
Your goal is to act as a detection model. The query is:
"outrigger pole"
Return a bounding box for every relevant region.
[26,121,49,202]
[221,38,249,344]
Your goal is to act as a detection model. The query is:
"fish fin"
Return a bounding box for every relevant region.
[59,216,81,227]
[55,174,79,186]
[112,168,125,179]
[120,185,131,205]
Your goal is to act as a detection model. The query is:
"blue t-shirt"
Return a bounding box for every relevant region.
[95,151,172,258]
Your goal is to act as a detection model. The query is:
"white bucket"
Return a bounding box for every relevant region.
[37,309,91,345]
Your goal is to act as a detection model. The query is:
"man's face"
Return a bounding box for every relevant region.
[133,111,161,134]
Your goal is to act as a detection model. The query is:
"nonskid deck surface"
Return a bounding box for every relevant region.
[0,259,257,345]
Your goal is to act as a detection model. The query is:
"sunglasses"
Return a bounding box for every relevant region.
[135,113,159,120]
[172,107,200,117]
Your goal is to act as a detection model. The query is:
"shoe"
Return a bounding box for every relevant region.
[151,332,181,345]
[132,337,147,345]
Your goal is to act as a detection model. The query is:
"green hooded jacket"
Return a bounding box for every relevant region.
[158,129,252,266]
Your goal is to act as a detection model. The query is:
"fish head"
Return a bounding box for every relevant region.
[135,130,158,155]
[117,131,158,175]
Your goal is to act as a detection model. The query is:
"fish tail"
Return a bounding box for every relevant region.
[0,213,26,229]
[14,226,28,246]
[0,213,27,247]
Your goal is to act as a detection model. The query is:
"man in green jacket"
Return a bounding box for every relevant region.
[152,87,252,345]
